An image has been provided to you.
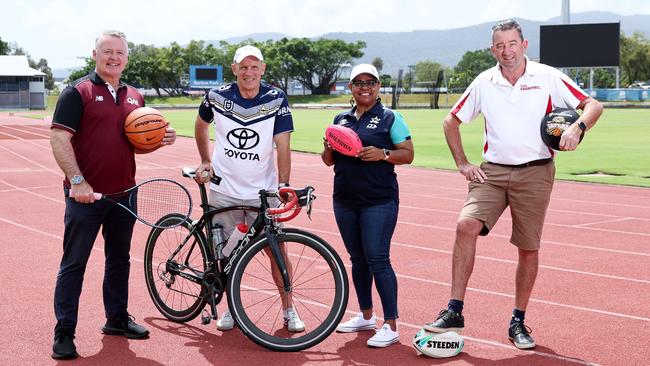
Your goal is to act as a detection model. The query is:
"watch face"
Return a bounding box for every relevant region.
[71,175,83,185]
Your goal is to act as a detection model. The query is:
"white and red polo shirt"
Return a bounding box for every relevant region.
[452,56,588,165]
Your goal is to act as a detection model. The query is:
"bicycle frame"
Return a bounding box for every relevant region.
[180,168,295,298]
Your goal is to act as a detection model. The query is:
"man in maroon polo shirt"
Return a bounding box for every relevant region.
[50,30,176,360]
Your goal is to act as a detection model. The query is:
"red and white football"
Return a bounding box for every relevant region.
[325,124,363,157]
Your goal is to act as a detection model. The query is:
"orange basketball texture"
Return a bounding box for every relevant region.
[124,107,168,150]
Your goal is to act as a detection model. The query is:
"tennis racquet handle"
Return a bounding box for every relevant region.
[93,193,103,200]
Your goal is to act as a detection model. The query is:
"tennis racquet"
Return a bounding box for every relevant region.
[93,178,193,228]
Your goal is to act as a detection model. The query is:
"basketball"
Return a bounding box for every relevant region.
[124,107,168,150]
[540,108,583,151]
[325,124,363,157]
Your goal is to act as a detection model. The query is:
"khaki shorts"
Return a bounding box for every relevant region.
[458,161,555,250]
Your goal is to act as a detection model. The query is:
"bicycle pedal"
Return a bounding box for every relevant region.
[201,310,211,325]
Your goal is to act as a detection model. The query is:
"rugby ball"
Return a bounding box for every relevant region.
[413,329,464,358]
[325,124,363,157]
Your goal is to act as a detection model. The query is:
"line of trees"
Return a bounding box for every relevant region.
[68,38,365,96]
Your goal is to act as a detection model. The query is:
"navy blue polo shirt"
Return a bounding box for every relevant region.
[331,101,411,207]
[52,71,144,193]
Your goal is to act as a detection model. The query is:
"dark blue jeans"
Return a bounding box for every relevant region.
[333,200,399,320]
[54,189,136,332]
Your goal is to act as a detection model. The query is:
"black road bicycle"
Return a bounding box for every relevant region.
[144,168,349,351]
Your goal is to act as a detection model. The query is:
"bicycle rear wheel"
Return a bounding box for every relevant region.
[144,213,209,322]
[227,228,348,351]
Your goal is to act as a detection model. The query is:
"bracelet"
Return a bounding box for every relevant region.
[278,182,290,189]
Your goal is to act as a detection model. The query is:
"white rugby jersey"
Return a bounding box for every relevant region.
[452,57,588,165]
[199,82,293,199]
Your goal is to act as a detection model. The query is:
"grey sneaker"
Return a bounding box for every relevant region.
[217,311,235,331]
[509,322,535,349]
[423,309,464,333]
[285,308,305,333]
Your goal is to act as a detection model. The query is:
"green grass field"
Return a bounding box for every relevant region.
[162,107,650,187]
[29,95,650,187]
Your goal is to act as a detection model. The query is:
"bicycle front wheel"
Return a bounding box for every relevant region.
[144,213,209,322]
[227,228,348,351]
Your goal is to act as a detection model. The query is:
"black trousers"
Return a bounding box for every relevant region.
[54,188,135,332]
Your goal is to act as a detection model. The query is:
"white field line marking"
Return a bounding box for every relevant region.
[302,225,650,283]
[399,204,650,235]
[0,217,602,364]
[0,145,62,177]
[393,241,650,284]
[572,217,635,227]
[310,207,650,256]
[1,125,50,138]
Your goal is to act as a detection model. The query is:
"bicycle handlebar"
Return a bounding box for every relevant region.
[181,167,314,223]
[267,187,301,222]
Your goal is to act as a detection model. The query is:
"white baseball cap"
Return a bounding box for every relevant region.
[350,64,379,81]
[233,45,264,63]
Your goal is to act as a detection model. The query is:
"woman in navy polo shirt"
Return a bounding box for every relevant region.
[321,64,414,348]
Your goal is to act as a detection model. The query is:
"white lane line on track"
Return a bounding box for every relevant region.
[392,241,650,285]
[0,217,604,365]
[393,219,650,256]
[572,217,635,227]
[0,125,50,138]
[5,215,648,324]
[302,225,650,283]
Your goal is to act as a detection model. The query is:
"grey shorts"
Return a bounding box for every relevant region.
[208,190,281,236]
[459,161,555,250]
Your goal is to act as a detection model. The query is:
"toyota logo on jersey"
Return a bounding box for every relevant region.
[227,128,260,150]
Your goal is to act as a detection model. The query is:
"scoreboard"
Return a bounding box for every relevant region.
[189,65,223,89]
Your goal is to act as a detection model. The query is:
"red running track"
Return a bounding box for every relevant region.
[0,120,648,365]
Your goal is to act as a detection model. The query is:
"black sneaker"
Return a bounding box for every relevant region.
[52,329,78,360]
[509,322,535,349]
[423,309,464,333]
[102,314,150,339]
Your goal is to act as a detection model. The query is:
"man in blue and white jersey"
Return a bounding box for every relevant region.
[194,45,303,332]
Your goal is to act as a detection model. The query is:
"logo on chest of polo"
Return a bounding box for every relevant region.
[95,95,103,102]
[366,116,381,129]
[520,84,541,91]
[126,97,140,106]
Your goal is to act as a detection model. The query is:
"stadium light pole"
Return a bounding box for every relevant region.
[560,0,571,85]
[561,0,570,24]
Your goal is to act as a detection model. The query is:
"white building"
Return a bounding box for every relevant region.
[0,55,46,109]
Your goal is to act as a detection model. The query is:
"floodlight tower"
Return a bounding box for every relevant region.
[561,0,570,24]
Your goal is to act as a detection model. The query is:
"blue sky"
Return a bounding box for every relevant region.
[2,0,649,69]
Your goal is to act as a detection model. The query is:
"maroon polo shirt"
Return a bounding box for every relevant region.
[52,71,144,194]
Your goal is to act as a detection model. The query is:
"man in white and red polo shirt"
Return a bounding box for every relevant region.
[423,19,603,350]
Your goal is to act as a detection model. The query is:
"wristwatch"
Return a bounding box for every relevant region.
[70,175,84,185]
[382,149,391,160]
[577,121,587,132]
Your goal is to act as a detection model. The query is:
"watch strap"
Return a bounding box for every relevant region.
[578,121,587,131]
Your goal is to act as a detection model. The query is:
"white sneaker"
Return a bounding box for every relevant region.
[367,323,399,347]
[336,312,377,333]
[285,308,305,333]
[216,311,235,331]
